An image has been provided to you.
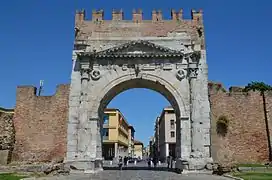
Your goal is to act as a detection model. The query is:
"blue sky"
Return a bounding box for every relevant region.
[0,0,271,145]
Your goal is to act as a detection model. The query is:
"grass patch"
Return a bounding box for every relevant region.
[0,173,28,180]
[233,172,272,180]
[237,163,267,167]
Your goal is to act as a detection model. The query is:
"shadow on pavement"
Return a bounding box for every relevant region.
[103,166,177,173]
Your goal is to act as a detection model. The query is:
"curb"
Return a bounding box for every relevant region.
[182,170,213,175]
[223,174,244,180]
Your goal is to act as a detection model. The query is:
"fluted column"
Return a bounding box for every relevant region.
[188,50,212,169]
[77,68,91,159]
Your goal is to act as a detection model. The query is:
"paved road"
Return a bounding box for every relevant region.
[22,161,232,180]
[23,170,232,180]
[22,162,232,180]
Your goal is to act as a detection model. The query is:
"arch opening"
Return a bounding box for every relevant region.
[90,76,187,164]
[97,78,182,120]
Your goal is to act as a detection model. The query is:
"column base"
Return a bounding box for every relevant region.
[175,157,213,173]
[64,159,103,174]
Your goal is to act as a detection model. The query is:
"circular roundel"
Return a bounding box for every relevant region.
[176,69,185,80]
[91,70,101,80]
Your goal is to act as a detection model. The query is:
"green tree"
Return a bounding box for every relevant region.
[244,81,272,161]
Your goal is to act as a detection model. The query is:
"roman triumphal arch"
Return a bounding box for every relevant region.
[65,9,212,173]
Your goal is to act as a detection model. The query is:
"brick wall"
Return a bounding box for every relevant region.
[209,82,271,166]
[12,84,69,162]
[75,9,205,49]
[3,82,272,166]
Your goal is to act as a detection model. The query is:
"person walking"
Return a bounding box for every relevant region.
[167,156,170,168]
[124,156,128,167]
[152,156,158,168]
[147,157,151,168]
[118,156,123,170]
[170,155,173,169]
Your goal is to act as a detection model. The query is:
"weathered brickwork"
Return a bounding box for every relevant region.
[0,108,15,151]
[75,9,205,49]
[11,85,69,162]
[209,82,272,166]
[1,82,270,166]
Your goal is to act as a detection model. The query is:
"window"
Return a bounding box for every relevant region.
[170,131,175,138]
[103,115,109,124]
[170,119,175,129]
[103,128,109,137]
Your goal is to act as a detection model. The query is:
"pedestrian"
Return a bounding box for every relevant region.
[152,156,157,168]
[167,156,170,169]
[124,156,128,167]
[170,156,173,168]
[118,156,123,170]
[147,157,151,168]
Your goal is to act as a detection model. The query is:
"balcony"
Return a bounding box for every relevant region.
[118,125,129,136]
[103,136,109,140]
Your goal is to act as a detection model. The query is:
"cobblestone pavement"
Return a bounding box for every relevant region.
[23,170,232,180]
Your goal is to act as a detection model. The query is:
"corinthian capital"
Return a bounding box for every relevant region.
[81,68,90,80]
[188,68,198,79]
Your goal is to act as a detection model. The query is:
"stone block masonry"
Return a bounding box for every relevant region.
[0,108,15,151]
[0,108,15,164]
[11,84,70,163]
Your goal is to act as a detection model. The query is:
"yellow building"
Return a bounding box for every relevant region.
[102,108,130,160]
[134,140,144,159]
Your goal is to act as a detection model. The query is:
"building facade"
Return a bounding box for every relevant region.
[144,145,150,158]
[154,117,160,157]
[134,140,144,159]
[157,107,176,162]
[128,125,135,158]
[102,108,130,160]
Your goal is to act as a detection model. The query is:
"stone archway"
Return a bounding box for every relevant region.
[65,40,212,173]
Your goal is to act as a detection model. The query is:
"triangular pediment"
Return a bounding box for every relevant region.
[98,40,181,55]
[80,40,184,58]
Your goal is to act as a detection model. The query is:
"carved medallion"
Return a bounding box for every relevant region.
[176,69,186,80]
[91,70,101,80]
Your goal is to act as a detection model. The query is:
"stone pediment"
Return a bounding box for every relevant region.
[80,40,184,58]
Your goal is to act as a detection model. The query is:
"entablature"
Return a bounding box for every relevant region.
[76,40,200,61]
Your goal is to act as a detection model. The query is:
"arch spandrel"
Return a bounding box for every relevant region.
[87,72,190,120]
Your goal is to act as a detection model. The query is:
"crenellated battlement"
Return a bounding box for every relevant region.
[208,81,272,96]
[75,9,203,23]
[208,82,250,95]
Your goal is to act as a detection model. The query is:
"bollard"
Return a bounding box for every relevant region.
[110,161,112,165]
[134,160,137,165]
[159,161,161,165]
